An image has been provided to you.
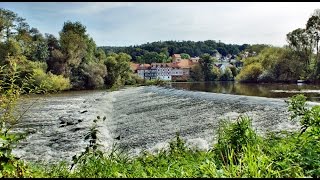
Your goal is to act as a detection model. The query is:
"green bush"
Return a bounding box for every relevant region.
[210,66,221,80]
[125,73,144,85]
[144,79,166,86]
[214,116,259,166]
[236,63,263,82]
[29,68,71,93]
[219,67,233,81]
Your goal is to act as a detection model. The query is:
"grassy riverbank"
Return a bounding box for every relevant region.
[26,114,318,178]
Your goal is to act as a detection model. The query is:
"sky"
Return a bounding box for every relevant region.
[1,2,320,47]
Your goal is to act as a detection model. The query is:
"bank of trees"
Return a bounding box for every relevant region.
[0,8,135,92]
[237,9,320,83]
[101,40,249,63]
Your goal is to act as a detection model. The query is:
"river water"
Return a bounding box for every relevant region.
[166,81,320,102]
[11,83,316,165]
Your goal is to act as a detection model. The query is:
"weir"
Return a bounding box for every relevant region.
[12,86,300,164]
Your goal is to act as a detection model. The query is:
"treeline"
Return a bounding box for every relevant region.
[0,8,138,93]
[236,9,320,83]
[100,40,251,64]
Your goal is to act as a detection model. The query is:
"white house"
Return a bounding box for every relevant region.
[137,64,153,80]
[151,63,172,81]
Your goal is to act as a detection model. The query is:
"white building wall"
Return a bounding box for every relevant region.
[137,69,145,79]
[156,66,172,81]
[171,68,183,76]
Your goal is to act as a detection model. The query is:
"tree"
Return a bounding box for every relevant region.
[199,53,217,81]
[45,33,60,51]
[306,9,320,76]
[31,41,49,62]
[29,27,44,42]
[0,8,18,41]
[211,66,221,81]
[180,53,190,59]
[80,62,107,89]
[104,52,132,87]
[220,67,233,81]
[287,28,313,71]
[190,64,204,81]
[46,49,67,75]
[59,21,88,76]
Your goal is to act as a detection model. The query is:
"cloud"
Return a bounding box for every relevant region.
[2,2,320,46]
[62,2,133,15]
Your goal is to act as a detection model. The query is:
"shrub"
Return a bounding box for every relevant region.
[286,94,320,177]
[125,73,144,85]
[214,116,259,166]
[219,67,233,81]
[210,66,221,81]
[236,63,263,82]
[29,68,71,93]
[257,70,276,82]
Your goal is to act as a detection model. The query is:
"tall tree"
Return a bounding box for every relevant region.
[199,53,217,81]
[104,52,132,87]
[59,21,88,76]
[287,28,313,71]
[306,9,320,76]
[0,8,18,41]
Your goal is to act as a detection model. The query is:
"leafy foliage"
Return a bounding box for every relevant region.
[101,40,248,62]
[236,63,263,82]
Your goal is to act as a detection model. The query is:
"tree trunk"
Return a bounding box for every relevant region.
[316,39,320,78]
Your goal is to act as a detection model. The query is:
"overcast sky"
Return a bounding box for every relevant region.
[1,2,320,47]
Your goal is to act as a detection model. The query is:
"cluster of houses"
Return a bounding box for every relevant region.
[130,54,243,81]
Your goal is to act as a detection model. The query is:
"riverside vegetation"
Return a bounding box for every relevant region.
[0,61,320,178]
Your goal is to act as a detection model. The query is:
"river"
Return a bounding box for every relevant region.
[11,82,317,165]
[166,81,320,102]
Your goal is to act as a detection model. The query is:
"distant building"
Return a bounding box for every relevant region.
[137,64,154,80]
[132,54,199,81]
[151,63,172,81]
[130,62,139,73]
[190,57,200,63]
[171,63,184,81]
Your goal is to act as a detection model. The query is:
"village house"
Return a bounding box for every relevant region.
[136,64,154,80]
[172,54,198,81]
[190,57,200,63]
[151,63,172,81]
[131,53,199,81]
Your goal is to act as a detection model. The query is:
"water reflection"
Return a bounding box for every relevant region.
[165,81,320,102]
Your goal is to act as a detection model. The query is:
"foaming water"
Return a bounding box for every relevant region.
[12,86,303,164]
[271,89,320,93]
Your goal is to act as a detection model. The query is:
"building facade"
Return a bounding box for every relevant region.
[132,54,200,81]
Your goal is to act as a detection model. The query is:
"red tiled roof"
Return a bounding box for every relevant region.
[176,59,193,68]
[130,62,139,71]
[151,63,172,68]
[136,64,151,70]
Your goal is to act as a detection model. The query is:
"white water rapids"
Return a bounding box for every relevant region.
[12,86,302,164]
